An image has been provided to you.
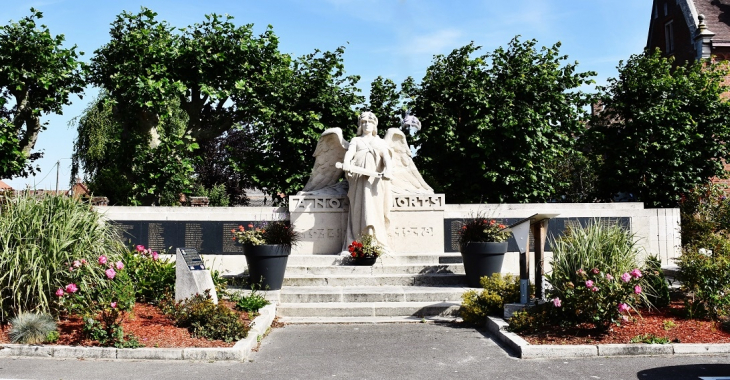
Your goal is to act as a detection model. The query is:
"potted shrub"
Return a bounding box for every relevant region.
[232,221,300,290]
[459,217,510,287]
[346,235,384,266]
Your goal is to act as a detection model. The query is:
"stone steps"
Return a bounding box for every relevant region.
[277,301,462,318]
[284,264,464,276]
[285,253,463,266]
[278,285,472,303]
[282,273,467,287]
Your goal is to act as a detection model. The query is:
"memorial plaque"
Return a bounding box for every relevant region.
[443,217,631,252]
[179,247,205,270]
[109,220,268,255]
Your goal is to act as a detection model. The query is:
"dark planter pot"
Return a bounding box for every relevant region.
[460,242,508,288]
[242,244,291,290]
[350,256,377,266]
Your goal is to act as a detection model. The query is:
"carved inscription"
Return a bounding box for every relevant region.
[300,228,343,240]
[392,195,444,210]
[392,226,435,237]
[148,223,166,252]
[184,223,203,250]
[292,197,347,211]
[222,223,240,253]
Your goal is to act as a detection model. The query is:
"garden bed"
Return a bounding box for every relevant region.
[0,301,256,348]
[515,298,730,345]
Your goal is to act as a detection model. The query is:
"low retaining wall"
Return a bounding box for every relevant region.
[96,200,680,277]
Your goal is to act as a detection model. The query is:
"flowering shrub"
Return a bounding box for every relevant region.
[458,217,510,248]
[347,234,384,259]
[123,245,175,303]
[549,266,645,331]
[56,254,137,348]
[161,291,248,343]
[232,221,300,246]
[676,247,730,319]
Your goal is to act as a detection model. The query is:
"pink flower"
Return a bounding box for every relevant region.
[80,259,87,265]
[591,268,600,275]
[630,268,642,279]
[585,280,594,288]
[634,285,642,294]
[105,268,116,279]
[98,255,108,265]
[552,298,562,307]
[151,251,159,261]
[576,269,586,276]
[73,260,82,268]
[605,274,614,281]
[55,288,64,297]
[136,245,145,252]
[65,283,78,294]
[110,302,117,308]
[592,286,599,292]
[115,261,124,270]
[618,303,630,313]
[621,273,631,283]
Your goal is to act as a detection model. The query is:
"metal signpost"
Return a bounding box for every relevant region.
[509,213,559,304]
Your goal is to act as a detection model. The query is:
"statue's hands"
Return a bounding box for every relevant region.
[342,162,351,173]
[382,169,392,180]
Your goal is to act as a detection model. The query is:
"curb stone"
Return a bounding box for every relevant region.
[486,316,730,359]
[0,303,277,362]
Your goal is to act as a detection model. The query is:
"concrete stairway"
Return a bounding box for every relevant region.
[270,253,475,323]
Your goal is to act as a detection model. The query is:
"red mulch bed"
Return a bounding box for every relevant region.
[517,299,730,345]
[0,301,255,348]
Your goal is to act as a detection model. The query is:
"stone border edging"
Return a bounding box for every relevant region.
[0,304,277,362]
[486,316,730,359]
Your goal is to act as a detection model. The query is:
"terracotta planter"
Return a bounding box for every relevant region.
[460,241,508,288]
[242,244,291,290]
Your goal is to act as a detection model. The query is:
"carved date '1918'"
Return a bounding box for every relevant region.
[392,226,434,237]
[301,228,343,240]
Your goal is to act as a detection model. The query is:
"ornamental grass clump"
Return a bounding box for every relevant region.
[8,312,57,344]
[544,221,652,332]
[0,194,127,321]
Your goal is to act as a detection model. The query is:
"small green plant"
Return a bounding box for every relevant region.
[45,330,60,343]
[124,245,175,303]
[163,291,249,343]
[8,312,57,344]
[231,286,270,313]
[662,319,676,330]
[460,273,521,324]
[630,333,670,344]
[507,305,551,334]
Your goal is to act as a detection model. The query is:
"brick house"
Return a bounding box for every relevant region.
[646,0,730,64]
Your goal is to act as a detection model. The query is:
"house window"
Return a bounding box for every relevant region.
[665,20,675,53]
[664,2,668,16]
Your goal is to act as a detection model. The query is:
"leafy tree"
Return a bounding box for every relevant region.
[407,38,595,203]
[0,9,85,178]
[365,76,403,134]
[589,49,730,208]
[232,47,363,202]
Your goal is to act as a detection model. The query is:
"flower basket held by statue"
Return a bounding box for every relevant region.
[458,218,511,288]
[232,221,299,290]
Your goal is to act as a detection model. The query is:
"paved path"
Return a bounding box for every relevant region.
[0,323,729,379]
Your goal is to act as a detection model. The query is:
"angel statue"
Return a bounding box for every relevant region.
[300,111,433,253]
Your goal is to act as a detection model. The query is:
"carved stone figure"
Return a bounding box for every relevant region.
[301,111,433,252]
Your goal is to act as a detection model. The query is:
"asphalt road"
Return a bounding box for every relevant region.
[0,323,728,380]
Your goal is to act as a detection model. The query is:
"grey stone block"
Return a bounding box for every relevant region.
[672,343,730,354]
[183,348,243,361]
[116,348,183,360]
[521,344,597,359]
[598,343,673,356]
[53,346,117,359]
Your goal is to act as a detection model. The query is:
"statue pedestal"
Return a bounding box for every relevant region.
[289,194,445,255]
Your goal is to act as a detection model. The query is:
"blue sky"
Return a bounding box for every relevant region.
[4,0,651,190]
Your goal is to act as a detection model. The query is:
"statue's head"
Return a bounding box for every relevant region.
[357,111,378,136]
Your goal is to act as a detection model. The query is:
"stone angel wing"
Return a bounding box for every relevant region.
[300,128,349,194]
[383,128,434,195]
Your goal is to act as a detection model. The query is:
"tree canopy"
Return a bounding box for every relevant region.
[407,38,595,203]
[0,9,85,179]
[589,49,730,208]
